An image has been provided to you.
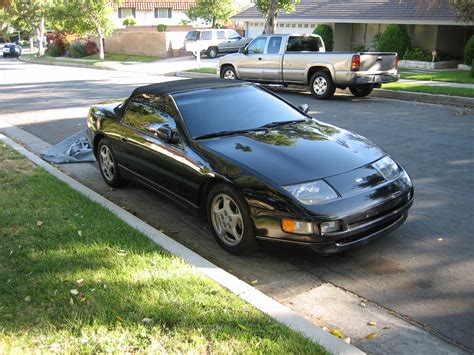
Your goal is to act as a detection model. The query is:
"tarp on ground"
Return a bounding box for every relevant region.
[40,130,96,164]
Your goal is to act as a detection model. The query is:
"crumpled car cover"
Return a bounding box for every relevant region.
[40,130,96,164]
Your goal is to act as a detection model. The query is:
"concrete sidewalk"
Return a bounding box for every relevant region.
[399,78,474,89]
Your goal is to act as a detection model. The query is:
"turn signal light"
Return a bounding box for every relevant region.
[281,218,314,235]
[351,54,360,71]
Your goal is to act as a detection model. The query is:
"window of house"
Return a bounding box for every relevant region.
[155,8,172,18]
[298,24,302,28]
[118,8,135,18]
[285,24,290,28]
[201,31,212,40]
[304,24,309,28]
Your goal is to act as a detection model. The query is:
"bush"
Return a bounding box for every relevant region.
[45,32,65,54]
[70,41,87,58]
[85,40,99,55]
[45,43,62,57]
[122,17,136,26]
[157,24,167,32]
[403,47,432,61]
[313,24,333,51]
[352,43,366,52]
[62,33,80,51]
[464,35,474,65]
[471,59,474,78]
[376,24,410,56]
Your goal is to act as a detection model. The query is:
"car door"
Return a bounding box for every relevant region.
[225,30,244,52]
[216,30,228,52]
[237,37,267,80]
[262,35,283,82]
[118,94,189,200]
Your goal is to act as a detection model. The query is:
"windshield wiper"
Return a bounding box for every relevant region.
[195,127,267,140]
[259,119,306,129]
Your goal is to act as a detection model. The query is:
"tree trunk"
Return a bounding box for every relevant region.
[96,25,104,61]
[263,0,278,34]
[29,36,33,52]
[36,16,44,57]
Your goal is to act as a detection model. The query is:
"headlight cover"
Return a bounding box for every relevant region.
[372,155,401,181]
[283,180,338,205]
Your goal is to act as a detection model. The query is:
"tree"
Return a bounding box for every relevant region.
[50,0,119,60]
[186,0,234,28]
[255,0,299,34]
[452,0,474,23]
[376,24,411,57]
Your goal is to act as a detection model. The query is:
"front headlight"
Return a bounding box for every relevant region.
[283,180,338,205]
[372,155,401,181]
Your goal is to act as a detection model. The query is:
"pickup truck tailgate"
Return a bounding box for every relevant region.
[360,53,397,72]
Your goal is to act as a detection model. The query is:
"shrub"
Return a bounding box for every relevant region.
[376,24,410,56]
[157,24,167,32]
[70,41,87,58]
[471,59,474,78]
[122,17,136,26]
[45,32,65,54]
[45,43,62,57]
[313,24,333,51]
[62,33,80,51]
[85,40,99,55]
[403,47,432,61]
[464,35,474,65]
[352,43,366,52]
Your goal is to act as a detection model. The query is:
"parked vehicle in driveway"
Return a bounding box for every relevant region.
[87,79,413,255]
[219,34,400,99]
[3,43,22,58]
[185,29,252,58]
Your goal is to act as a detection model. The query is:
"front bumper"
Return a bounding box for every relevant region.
[251,186,413,254]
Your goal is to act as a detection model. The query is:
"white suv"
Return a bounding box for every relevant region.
[184,29,251,59]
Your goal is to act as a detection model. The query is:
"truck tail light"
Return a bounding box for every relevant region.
[396,54,399,69]
[351,54,360,71]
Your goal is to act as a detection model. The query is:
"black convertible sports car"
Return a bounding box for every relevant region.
[87,79,413,255]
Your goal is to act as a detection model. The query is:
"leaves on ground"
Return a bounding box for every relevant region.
[367,321,377,326]
[367,333,377,339]
[330,328,344,339]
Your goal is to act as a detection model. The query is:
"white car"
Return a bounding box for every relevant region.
[184,29,251,59]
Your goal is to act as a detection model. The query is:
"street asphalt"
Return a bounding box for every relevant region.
[1,58,473,353]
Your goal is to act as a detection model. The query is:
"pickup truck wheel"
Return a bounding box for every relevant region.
[310,71,336,100]
[221,66,237,80]
[349,84,374,97]
[207,47,218,58]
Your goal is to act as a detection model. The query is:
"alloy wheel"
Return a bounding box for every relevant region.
[210,193,244,246]
[99,145,115,181]
[223,69,235,79]
[313,76,328,95]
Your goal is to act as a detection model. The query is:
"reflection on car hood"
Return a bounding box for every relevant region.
[199,120,385,186]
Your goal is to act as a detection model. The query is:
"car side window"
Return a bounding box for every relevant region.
[247,37,267,54]
[287,36,322,52]
[217,31,225,40]
[227,30,241,39]
[123,94,179,140]
[267,36,282,54]
[201,31,212,40]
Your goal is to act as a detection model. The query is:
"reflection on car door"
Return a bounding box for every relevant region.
[262,36,283,82]
[238,37,267,80]
[225,30,243,52]
[118,94,188,199]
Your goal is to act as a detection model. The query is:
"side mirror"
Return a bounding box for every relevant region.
[158,124,180,144]
[239,46,247,54]
[298,104,309,114]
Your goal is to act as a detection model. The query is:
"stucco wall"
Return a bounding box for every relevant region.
[112,10,189,28]
[333,23,352,51]
[408,24,438,53]
[436,25,468,58]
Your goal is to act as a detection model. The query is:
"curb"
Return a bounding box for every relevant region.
[18,56,116,71]
[0,129,363,355]
[372,89,474,108]
[176,71,218,79]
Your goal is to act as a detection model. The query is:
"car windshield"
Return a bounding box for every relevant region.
[173,85,307,139]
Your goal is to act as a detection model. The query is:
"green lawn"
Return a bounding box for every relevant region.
[22,53,98,66]
[399,70,474,84]
[84,53,161,62]
[382,82,474,98]
[187,67,218,74]
[0,144,326,354]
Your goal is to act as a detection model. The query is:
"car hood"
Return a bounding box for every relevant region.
[198,120,385,186]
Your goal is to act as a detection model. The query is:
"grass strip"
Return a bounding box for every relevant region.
[382,82,474,98]
[399,70,474,85]
[186,67,218,74]
[0,144,326,354]
[84,53,161,62]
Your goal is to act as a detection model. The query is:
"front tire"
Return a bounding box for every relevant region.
[309,71,336,100]
[220,65,237,80]
[207,47,218,59]
[207,184,257,254]
[97,138,125,187]
[349,84,374,97]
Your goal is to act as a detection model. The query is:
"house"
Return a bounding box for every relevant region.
[111,0,196,27]
[231,0,473,59]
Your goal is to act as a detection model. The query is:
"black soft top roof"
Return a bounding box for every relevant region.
[130,78,247,97]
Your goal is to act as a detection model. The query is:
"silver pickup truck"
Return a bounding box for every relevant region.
[218,34,399,99]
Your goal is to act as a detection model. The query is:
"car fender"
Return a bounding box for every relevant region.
[304,63,336,84]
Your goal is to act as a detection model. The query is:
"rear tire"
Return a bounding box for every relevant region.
[220,65,237,80]
[349,84,374,97]
[207,183,257,255]
[309,71,336,100]
[97,138,126,187]
[207,47,218,59]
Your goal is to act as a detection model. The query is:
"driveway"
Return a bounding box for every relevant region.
[1,58,473,353]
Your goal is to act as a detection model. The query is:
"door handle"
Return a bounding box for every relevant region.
[258,57,262,61]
